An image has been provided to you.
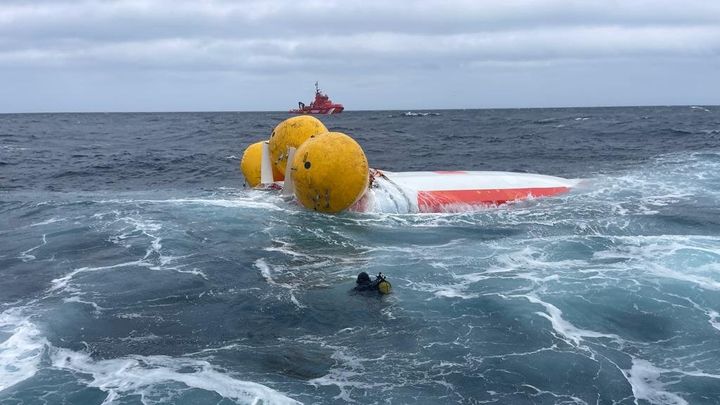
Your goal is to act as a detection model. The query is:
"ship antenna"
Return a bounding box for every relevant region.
[315,81,319,94]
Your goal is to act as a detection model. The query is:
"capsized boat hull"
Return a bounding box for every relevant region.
[253,142,579,214]
[353,170,580,213]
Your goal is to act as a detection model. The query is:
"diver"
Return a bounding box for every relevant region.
[354,272,392,294]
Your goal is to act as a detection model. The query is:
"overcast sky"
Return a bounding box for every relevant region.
[1,0,719,112]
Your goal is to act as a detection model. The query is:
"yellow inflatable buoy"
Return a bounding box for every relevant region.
[377,279,392,294]
[291,132,369,213]
[269,116,328,176]
[240,141,283,187]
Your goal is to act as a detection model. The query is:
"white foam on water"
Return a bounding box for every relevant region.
[308,346,388,402]
[49,212,209,295]
[622,358,688,405]
[88,189,297,221]
[105,215,162,251]
[47,345,301,404]
[359,177,413,214]
[118,333,161,343]
[111,217,206,279]
[521,384,589,404]
[570,152,720,220]
[648,264,720,291]
[406,267,489,300]
[115,313,148,319]
[95,194,290,212]
[110,215,210,279]
[148,263,208,280]
[403,244,562,300]
[0,308,47,392]
[690,106,711,112]
[432,287,480,300]
[592,235,720,291]
[0,145,28,152]
[254,258,306,309]
[405,277,478,300]
[264,240,316,260]
[145,235,162,259]
[663,294,720,334]
[492,245,588,273]
[49,260,150,293]
[29,217,66,227]
[158,254,188,266]
[118,216,162,234]
[92,210,121,220]
[707,310,720,332]
[580,178,691,217]
[309,369,364,402]
[18,234,47,262]
[256,258,278,286]
[520,294,620,347]
[63,295,105,315]
[159,197,287,211]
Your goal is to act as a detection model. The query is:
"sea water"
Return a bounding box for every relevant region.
[1,107,720,404]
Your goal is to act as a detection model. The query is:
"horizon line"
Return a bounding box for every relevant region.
[1,103,717,115]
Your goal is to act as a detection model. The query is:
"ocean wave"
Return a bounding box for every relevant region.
[0,308,299,404]
[0,308,47,392]
[49,348,300,404]
[3,108,720,403]
[387,111,441,117]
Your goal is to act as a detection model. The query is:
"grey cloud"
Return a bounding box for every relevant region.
[2,0,720,43]
[1,0,718,112]
[2,0,719,67]
[2,27,718,74]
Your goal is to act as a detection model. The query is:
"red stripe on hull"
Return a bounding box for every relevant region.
[417,187,570,212]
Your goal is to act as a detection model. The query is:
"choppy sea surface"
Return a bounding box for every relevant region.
[2,107,720,404]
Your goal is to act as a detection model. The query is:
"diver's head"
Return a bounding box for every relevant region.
[356,272,370,284]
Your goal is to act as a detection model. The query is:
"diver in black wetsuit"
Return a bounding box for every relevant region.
[354,272,392,294]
